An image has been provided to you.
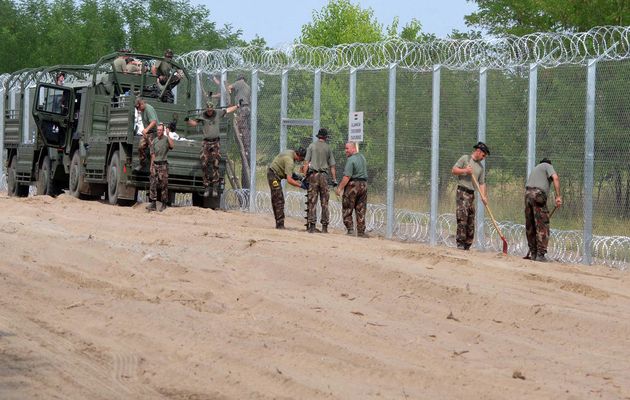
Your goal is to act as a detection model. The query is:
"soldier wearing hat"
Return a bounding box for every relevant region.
[524,158,562,262]
[186,101,238,197]
[267,147,307,229]
[151,49,182,102]
[302,128,337,233]
[451,141,490,250]
[134,98,159,172]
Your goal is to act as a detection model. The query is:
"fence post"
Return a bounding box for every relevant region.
[280,69,289,153]
[386,63,397,239]
[313,69,321,141]
[220,69,228,107]
[249,69,259,213]
[349,68,357,113]
[195,69,202,110]
[527,63,538,177]
[477,67,487,248]
[583,59,597,265]
[429,65,441,246]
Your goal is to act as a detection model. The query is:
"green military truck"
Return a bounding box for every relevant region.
[3,52,225,208]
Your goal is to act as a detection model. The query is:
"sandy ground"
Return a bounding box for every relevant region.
[0,194,629,400]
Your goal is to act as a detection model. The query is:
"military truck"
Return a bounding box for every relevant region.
[3,52,226,208]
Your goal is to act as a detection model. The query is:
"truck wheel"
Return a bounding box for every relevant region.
[192,191,221,209]
[107,151,122,205]
[68,152,83,198]
[36,155,57,196]
[7,155,29,197]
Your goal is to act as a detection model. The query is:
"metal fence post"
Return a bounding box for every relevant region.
[429,65,441,246]
[349,68,357,113]
[527,63,538,177]
[583,59,597,265]
[280,69,289,153]
[220,69,228,107]
[22,87,30,143]
[195,69,202,110]
[477,67,487,248]
[249,69,259,213]
[386,63,397,239]
[313,69,321,141]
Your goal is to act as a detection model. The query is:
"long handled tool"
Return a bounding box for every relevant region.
[470,173,508,255]
[524,205,557,259]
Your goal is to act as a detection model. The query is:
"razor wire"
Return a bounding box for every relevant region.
[222,189,630,270]
[178,26,630,74]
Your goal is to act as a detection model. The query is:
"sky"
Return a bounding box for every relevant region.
[194,0,480,47]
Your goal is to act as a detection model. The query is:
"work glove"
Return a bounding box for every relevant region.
[291,172,304,182]
[300,180,309,190]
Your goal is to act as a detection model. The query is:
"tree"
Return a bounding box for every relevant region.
[299,0,384,46]
[465,0,630,35]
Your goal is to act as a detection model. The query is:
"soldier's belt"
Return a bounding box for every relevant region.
[350,178,367,182]
[457,185,474,194]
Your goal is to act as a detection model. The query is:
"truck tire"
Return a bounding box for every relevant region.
[68,151,83,198]
[7,155,29,197]
[36,155,57,196]
[192,192,221,210]
[107,151,134,206]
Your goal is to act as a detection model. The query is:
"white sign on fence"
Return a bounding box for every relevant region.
[348,111,364,142]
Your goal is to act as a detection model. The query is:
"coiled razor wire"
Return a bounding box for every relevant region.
[178,26,630,74]
[222,189,630,270]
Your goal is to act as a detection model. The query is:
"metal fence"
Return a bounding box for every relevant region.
[3,26,630,269]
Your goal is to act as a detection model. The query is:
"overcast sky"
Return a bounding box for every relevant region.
[195,0,480,47]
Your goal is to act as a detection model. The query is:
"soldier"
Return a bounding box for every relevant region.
[228,74,252,187]
[146,123,174,212]
[335,142,368,237]
[186,101,238,197]
[303,128,337,233]
[451,141,490,250]
[113,50,141,74]
[55,71,65,86]
[134,98,159,171]
[267,147,307,229]
[151,49,182,102]
[524,158,562,262]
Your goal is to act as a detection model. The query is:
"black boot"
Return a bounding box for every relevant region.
[146,201,157,211]
[346,228,354,235]
[321,225,328,233]
[307,223,316,233]
[276,221,285,229]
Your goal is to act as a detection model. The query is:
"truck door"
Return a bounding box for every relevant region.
[32,84,74,149]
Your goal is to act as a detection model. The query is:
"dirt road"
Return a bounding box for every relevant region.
[0,194,628,399]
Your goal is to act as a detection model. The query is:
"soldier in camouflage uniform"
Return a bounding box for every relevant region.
[303,128,337,233]
[151,49,182,102]
[451,142,490,250]
[146,124,174,212]
[524,158,562,262]
[186,101,238,197]
[336,142,368,237]
[134,98,159,172]
[267,147,307,229]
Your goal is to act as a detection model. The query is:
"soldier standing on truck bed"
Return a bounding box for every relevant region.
[146,123,174,212]
[186,101,239,197]
[134,98,159,172]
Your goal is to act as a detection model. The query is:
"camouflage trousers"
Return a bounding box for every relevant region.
[149,162,169,203]
[267,168,285,225]
[138,132,154,166]
[342,181,368,234]
[200,139,220,188]
[524,187,550,256]
[236,107,251,158]
[306,172,330,226]
[456,187,476,248]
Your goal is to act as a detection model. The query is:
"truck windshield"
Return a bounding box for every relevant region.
[37,86,70,116]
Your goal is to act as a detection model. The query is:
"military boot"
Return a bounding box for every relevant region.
[146,201,157,211]
[157,202,167,212]
[346,228,354,235]
[321,225,328,234]
[307,223,316,233]
[276,221,285,229]
[203,186,211,197]
[536,254,547,262]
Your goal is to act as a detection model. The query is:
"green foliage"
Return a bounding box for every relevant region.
[466,0,630,35]
[0,0,243,73]
[299,0,384,46]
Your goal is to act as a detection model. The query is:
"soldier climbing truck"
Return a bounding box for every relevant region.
[3,52,226,208]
